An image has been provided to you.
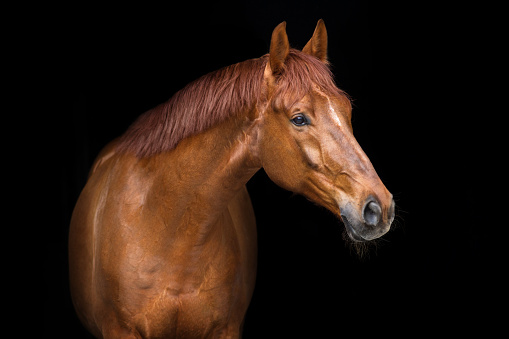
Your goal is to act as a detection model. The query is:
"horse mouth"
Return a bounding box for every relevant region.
[341,215,367,242]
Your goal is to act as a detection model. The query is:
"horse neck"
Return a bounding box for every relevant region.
[151,109,261,229]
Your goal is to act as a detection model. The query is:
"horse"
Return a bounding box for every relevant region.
[69,20,395,338]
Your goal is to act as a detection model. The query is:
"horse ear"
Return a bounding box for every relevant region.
[269,21,290,75]
[302,19,328,62]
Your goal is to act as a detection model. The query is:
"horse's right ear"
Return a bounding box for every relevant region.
[268,22,290,75]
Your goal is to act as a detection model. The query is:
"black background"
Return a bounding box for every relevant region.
[51,1,501,337]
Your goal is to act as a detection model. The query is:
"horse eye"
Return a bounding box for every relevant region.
[291,114,309,126]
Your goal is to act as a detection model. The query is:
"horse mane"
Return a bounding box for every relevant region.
[117,49,348,157]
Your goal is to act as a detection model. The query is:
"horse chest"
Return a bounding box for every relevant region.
[119,210,250,337]
[130,251,246,337]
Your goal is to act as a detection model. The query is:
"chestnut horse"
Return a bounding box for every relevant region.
[69,20,395,338]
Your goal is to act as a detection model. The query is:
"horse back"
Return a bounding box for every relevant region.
[69,138,127,335]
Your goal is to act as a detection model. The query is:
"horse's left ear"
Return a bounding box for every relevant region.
[302,19,328,62]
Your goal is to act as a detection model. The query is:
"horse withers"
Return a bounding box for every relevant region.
[69,20,395,338]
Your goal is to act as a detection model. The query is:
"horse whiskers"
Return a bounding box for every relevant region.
[341,230,379,260]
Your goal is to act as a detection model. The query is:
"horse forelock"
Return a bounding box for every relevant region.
[272,49,349,111]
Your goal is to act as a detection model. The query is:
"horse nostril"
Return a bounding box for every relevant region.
[363,200,382,227]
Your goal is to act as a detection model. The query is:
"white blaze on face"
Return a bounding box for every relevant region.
[327,96,342,127]
[314,87,342,128]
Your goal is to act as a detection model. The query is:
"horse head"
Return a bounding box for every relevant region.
[258,20,395,242]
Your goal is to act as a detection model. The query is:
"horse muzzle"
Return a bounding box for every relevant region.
[340,197,395,242]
